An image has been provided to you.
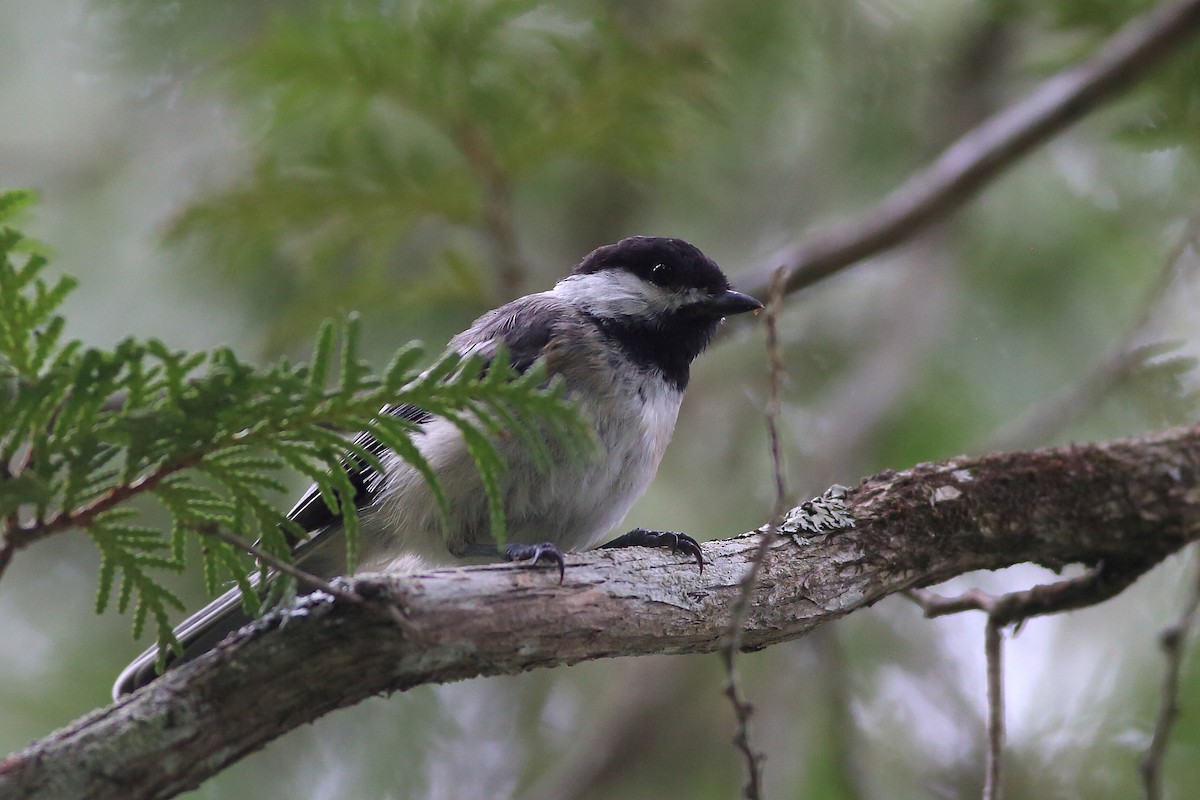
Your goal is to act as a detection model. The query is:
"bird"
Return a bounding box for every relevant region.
[113,235,762,698]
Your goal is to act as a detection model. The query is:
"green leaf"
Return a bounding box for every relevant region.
[369,415,451,535]
[0,188,38,223]
[1,206,586,660]
[307,318,336,391]
[449,413,508,545]
[382,342,426,392]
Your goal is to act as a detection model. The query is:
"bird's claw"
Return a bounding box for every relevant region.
[504,541,566,584]
[598,528,704,572]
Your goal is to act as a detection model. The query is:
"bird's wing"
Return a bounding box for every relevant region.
[283,403,434,541]
[284,293,565,556]
[113,296,569,698]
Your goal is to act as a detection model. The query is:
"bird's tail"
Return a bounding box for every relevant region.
[111,579,256,700]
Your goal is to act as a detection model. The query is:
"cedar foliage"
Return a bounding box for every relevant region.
[0,189,588,664]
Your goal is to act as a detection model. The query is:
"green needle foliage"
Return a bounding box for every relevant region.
[165,0,711,342]
[0,189,590,657]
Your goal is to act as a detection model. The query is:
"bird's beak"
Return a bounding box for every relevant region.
[710,289,764,317]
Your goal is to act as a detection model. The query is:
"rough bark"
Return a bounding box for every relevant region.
[2,425,1199,800]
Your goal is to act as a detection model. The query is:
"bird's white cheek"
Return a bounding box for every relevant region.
[551,271,656,318]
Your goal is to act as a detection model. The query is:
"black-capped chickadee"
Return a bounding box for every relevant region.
[113,236,762,698]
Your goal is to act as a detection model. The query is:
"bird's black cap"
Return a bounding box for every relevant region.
[574,236,731,294]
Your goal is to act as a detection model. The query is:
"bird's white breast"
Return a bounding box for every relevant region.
[565,371,681,549]
[354,294,687,571]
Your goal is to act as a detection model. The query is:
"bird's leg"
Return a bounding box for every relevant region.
[598,528,704,572]
[461,541,567,583]
[460,542,568,585]
[502,542,565,583]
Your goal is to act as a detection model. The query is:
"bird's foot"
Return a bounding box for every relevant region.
[504,542,566,584]
[598,528,704,572]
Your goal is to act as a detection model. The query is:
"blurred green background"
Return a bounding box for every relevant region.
[3,1,1200,798]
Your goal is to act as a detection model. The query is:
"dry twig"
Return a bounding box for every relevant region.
[983,619,1004,800]
[1138,547,1200,800]
[721,268,789,798]
[195,524,364,607]
[906,563,1147,799]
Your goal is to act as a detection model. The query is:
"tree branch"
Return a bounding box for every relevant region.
[734,0,1200,300]
[2,425,1200,799]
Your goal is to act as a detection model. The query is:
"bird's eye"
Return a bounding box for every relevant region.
[649,263,673,285]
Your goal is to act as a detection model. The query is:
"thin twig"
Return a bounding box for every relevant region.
[2,437,45,583]
[983,619,1004,800]
[762,269,790,525]
[735,0,1200,301]
[721,267,789,799]
[196,524,364,607]
[905,563,1144,627]
[909,586,1009,800]
[3,454,206,565]
[907,587,998,617]
[905,563,1147,800]
[1138,546,1200,800]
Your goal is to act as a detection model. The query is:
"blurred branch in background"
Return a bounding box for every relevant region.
[986,211,1200,451]
[520,657,692,800]
[5,425,1200,800]
[788,239,955,491]
[788,627,867,800]
[455,125,527,297]
[736,0,1200,301]
[779,5,1010,490]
